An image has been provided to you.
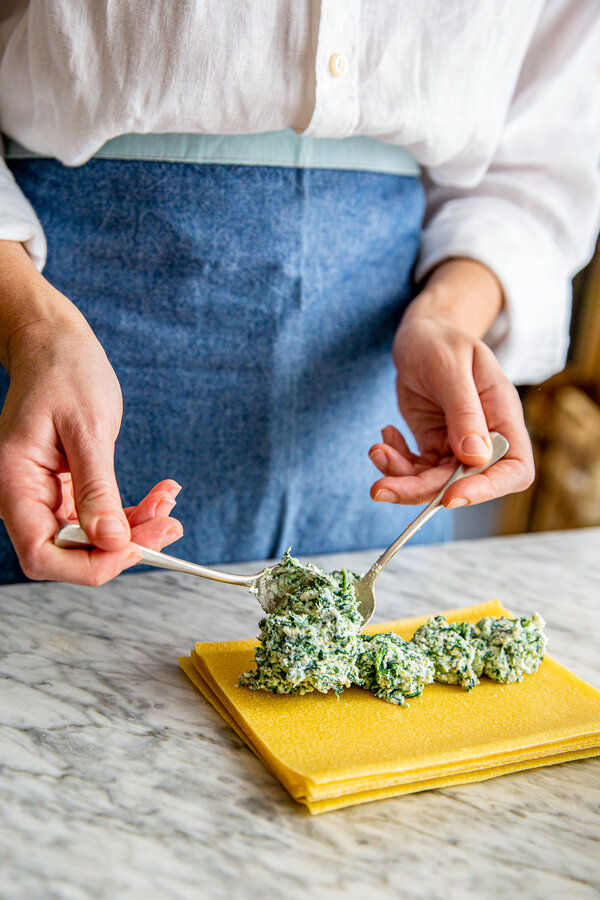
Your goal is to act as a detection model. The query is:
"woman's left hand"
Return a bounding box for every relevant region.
[369,260,535,509]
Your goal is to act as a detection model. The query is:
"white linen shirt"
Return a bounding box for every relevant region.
[0,0,599,385]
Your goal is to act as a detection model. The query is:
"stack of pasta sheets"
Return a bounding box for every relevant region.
[179,600,600,813]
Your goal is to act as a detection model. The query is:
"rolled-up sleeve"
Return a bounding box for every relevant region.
[0,142,46,270]
[416,0,600,386]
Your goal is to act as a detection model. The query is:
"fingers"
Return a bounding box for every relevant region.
[433,348,493,468]
[124,480,184,547]
[53,475,183,549]
[441,349,534,508]
[441,458,529,509]
[371,459,458,505]
[43,543,145,585]
[369,444,417,478]
[61,426,130,551]
[372,438,532,508]
[125,479,182,527]
[53,472,77,522]
[369,424,456,503]
[381,426,421,462]
[45,509,184,584]
[372,342,534,507]
[131,516,184,550]
[1,467,184,584]
[369,426,425,477]
[0,467,142,584]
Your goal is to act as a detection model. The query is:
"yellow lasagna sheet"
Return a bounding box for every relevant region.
[179,601,600,813]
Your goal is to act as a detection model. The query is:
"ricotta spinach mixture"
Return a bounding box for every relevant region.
[239,552,363,695]
[356,633,434,706]
[239,551,547,704]
[412,616,487,690]
[477,613,547,683]
[413,613,547,689]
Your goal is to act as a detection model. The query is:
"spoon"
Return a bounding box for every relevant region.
[54,523,267,590]
[354,431,509,623]
[54,431,509,623]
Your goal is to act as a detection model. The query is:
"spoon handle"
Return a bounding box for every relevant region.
[365,432,509,581]
[53,523,260,586]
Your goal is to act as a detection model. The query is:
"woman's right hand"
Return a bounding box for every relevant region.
[0,241,182,584]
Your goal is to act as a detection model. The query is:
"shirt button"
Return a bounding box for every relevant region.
[329,53,349,77]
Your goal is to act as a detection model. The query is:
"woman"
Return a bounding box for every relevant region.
[0,1,598,585]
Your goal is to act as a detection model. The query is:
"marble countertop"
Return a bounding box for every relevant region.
[1,528,599,899]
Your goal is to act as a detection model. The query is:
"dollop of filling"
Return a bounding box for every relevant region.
[412,616,487,690]
[240,552,362,695]
[356,633,434,705]
[477,613,547,683]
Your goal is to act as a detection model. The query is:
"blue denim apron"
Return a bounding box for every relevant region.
[0,158,452,582]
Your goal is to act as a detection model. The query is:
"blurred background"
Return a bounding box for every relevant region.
[455,235,600,539]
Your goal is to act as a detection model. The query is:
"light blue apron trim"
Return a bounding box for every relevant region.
[3,129,420,176]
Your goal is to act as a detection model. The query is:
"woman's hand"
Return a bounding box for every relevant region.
[0,241,182,584]
[369,259,535,508]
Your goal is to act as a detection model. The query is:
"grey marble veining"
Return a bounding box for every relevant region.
[1,529,599,900]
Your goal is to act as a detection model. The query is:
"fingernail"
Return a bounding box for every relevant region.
[460,434,490,457]
[447,497,469,509]
[127,548,143,565]
[374,489,398,503]
[369,450,387,468]
[96,515,128,538]
[156,498,176,517]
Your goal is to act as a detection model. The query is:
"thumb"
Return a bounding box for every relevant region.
[437,364,492,467]
[64,430,130,551]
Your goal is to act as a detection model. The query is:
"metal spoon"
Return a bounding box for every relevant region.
[54,523,266,590]
[54,431,508,621]
[354,431,509,623]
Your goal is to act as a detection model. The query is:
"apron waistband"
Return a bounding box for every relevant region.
[3,129,420,177]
